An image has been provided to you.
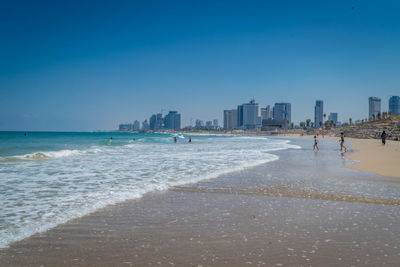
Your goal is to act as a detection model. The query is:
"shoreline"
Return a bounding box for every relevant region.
[1,138,400,266]
[279,134,400,178]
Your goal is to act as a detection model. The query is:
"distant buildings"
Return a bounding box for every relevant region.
[213,119,218,127]
[328,112,338,125]
[119,123,134,131]
[369,97,381,120]
[195,119,204,128]
[268,102,291,128]
[133,120,140,131]
[142,120,149,131]
[314,100,324,127]
[237,105,244,128]
[223,109,237,130]
[242,100,262,130]
[205,121,212,128]
[164,111,181,131]
[261,105,272,120]
[389,96,400,115]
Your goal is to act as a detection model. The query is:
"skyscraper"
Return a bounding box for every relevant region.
[389,96,400,115]
[223,109,238,130]
[237,105,244,128]
[133,120,140,131]
[213,119,218,127]
[195,119,204,128]
[242,100,261,130]
[273,103,291,124]
[369,97,381,120]
[314,100,324,127]
[142,120,149,131]
[328,112,338,125]
[149,113,163,130]
[164,111,181,131]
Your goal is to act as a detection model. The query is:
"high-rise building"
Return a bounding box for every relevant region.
[133,120,140,131]
[149,113,163,130]
[261,105,273,120]
[273,103,291,125]
[164,111,181,131]
[213,119,218,127]
[369,97,381,120]
[328,113,338,125]
[195,119,204,128]
[389,96,400,115]
[142,120,149,131]
[205,121,212,128]
[224,109,238,130]
[314,100,324,127]
[231,109,238,129]
[242,100,261,130]
[237,105,244,128]
[119,123,133,131]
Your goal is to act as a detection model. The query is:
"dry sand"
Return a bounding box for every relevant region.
[345,138,400,178]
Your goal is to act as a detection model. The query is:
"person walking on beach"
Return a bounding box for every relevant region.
[381,130,387,145]
[340,132,347,152]
[313,136,319,151]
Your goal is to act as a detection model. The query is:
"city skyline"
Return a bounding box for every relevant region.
[1,1,400,131]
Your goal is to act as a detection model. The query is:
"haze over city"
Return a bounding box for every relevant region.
[1,0,400,131]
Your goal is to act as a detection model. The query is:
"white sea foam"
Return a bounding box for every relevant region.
[0,135,299,248]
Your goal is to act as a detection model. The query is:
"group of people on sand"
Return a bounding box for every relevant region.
[313,132,347,152]
[313,130,388,152]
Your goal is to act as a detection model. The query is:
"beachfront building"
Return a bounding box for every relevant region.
[261,105,273,121]
[328,112,338,125]
[223,109,238,130]
[119,123,133,131]
[195,119,204,129]
[133,120,140,131]
[273,103,291,125]
[142,120,149,131]
[164,111,181,131]
[389,96,400,115]
[369,97,381,120]
[242,100,262,130]
[205,121,213,129]
[237,105,244,128]
[213,119,218,127]
[314,100,324,127]
[149,113,163,131]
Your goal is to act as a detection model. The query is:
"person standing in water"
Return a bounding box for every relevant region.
[188,136,192,143]
[313,136,319,151]
[174,137,177,143]
[381,130,387,145]
[340,132,347,152]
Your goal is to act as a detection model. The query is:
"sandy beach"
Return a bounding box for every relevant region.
[1,137,400,266]
[345,139,400,178]
[279,133,400,178]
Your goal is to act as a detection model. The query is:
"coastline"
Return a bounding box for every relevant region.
[345,139,400,178]
[277,133,400,178]
[1,138,400,266]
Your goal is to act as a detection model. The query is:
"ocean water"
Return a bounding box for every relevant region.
[0,132,300,248]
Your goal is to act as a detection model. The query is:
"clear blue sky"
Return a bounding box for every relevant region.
[1,0,399,131]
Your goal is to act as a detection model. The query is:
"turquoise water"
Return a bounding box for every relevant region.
[0,132,300,248]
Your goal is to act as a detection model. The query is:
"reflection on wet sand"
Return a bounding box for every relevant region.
[171,184,400,206]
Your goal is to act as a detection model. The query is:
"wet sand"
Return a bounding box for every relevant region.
[1,138,400,266]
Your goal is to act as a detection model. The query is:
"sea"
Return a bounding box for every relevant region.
[0,131,300,248]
